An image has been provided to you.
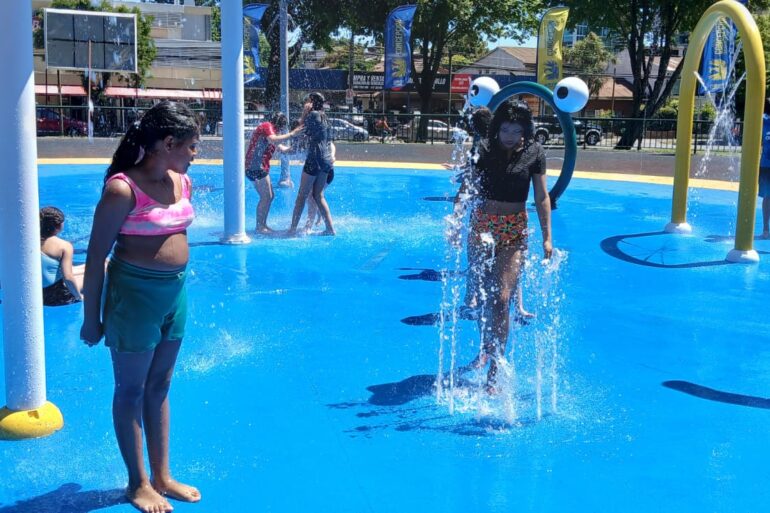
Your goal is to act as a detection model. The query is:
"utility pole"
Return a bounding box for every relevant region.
[277,0,291,186]
[348,30,354,91]
[447,48,453,116]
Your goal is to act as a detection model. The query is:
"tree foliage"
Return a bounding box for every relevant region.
[314,39,380,72]
[351,0,542,141]
[551,0,770,148]
[754,14,770,96]
[34,0,157,91]
[564,32,615,100]
[207,1,348,107]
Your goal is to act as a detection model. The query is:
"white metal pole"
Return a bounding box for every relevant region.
[278,0,291,186]
[1,0,47,412]
[221,0,250,244]
[0,0,62,440]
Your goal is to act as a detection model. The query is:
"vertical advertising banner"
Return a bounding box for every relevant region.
[536,7,569,90]
[243,4,268,85]
[698,0,746,95]
[384,4,417,90]
[698,17,738,94]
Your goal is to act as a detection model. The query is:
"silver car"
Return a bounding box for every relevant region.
[328,117,370,141]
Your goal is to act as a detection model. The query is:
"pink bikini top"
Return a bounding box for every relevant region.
[107,172,195,236]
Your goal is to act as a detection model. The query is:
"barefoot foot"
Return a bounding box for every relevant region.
[320,229,336,236]
[517,307,535,319]
[256,226,274,234]
[127,482,173,513]
[152,477,201,503]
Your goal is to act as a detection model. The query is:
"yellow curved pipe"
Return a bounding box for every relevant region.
[671,0,765,253]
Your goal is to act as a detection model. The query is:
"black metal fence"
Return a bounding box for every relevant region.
[35,104,744,153]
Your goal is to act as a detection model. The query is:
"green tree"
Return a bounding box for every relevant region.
[34,0,156,91]
[734,11,770,109]
[356,0,542,139]
[552,0,769,149]
[259,0,345,108]
[315,38,381,71]
[564,32,615,102]
[208,1,347,108]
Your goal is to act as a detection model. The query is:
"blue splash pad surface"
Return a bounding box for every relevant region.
[1,164,770,512]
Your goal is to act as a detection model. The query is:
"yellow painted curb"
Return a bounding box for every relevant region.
[0,402,64,440]
[35,159,739,192]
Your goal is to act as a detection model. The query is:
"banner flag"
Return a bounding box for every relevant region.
[384,5,417,90]
[243,4,268,85]
[536,7,569,90]
[698,17,737,94]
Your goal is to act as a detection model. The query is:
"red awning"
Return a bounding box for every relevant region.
[104,87,222,100]
[35,85,58,95]
[60,85,87,96]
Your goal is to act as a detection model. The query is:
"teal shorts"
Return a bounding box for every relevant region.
[103,257,188,353]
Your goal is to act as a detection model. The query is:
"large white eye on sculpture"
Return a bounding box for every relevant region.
[467,77,500,107]
[553,77,589,113]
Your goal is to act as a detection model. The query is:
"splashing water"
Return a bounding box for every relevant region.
[525,248,568,420]
[436,124,471,409]
[690,40,744,229]
[435,108,569,425]
[438,233,569,425]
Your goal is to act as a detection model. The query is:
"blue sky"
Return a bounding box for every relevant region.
[489,35,538,49]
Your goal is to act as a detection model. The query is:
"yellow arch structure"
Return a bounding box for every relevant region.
[666,0,765,263]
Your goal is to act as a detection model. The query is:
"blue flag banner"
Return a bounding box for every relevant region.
[243,4,268,85]
[698,0,745,95]
[698,17,736,94]
[384,5,417,90]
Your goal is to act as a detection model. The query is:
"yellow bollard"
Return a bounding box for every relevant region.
[0,402,64,440]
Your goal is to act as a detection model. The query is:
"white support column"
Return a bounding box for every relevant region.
[0,0,63,440]
[221,0,250,244]
[277,0,292,186]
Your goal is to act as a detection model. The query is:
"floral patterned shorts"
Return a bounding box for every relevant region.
[470,210,528,248]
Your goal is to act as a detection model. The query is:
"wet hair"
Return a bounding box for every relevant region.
[40,206,65,241]
[105,100,200,184]
[470,107,492,139]
[489,99,535,147]
[270,112,288,130]
[306,92,325,111]
[765,98,770,116]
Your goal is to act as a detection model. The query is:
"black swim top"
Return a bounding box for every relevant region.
[304,111,333,174]
[474,142,546,203]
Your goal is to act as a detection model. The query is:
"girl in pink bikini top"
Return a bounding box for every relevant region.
[106,172,194,236]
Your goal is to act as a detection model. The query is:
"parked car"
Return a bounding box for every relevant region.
[430,119,469,142]
[216,113,265,137]
[332,106,365,126]
[395,118,466,142]
[533,116,602,146]
[328,117,369,141]
[36,108,87,136]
